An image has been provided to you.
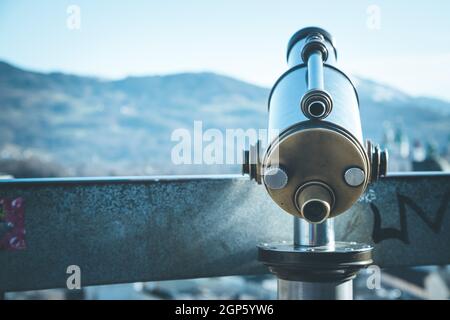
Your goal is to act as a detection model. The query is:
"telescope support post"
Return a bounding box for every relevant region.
[294,216,334,247]
[276,217,353,300]
[278,278,353,300]
[258,216,372,300]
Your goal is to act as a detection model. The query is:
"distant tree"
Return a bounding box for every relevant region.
[0,158,66,178]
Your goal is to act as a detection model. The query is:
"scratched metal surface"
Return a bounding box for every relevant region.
[0,173,449,292]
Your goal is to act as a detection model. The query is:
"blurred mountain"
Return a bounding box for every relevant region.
[0,60,449,176]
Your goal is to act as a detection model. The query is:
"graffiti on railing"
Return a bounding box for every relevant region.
[370,191,450,244]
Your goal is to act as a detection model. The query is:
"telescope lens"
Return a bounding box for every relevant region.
[295,183,333,223]
[301,200,330,224]
[308,101,326,118]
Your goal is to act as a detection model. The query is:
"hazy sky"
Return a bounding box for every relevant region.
[1,0,449,101]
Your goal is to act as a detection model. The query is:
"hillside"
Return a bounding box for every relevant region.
[0,61,448,176]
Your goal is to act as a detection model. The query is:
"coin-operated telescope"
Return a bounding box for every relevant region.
[243,27,388,300]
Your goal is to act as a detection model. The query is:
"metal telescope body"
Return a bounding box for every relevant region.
[244,27,388,300]
[263,27,386,223]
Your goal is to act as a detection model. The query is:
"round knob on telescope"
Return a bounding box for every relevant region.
[295,183,334,224]
[264,166,289,190]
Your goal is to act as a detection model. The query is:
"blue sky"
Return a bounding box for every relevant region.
[1,0,450,100]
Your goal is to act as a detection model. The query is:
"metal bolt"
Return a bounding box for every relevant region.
[344,167,365,187]
[264,167,288,190]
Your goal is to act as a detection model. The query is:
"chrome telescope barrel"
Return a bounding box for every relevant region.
[260,27,387,222]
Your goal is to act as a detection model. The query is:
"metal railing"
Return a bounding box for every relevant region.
[0,172,449,292]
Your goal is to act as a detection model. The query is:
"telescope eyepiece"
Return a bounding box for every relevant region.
[301,33,329,63]
[287,27,338,66]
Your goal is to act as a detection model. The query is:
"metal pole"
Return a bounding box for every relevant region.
[275,217,353,300]
[294,216,334,247]
[278,279,353,300]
